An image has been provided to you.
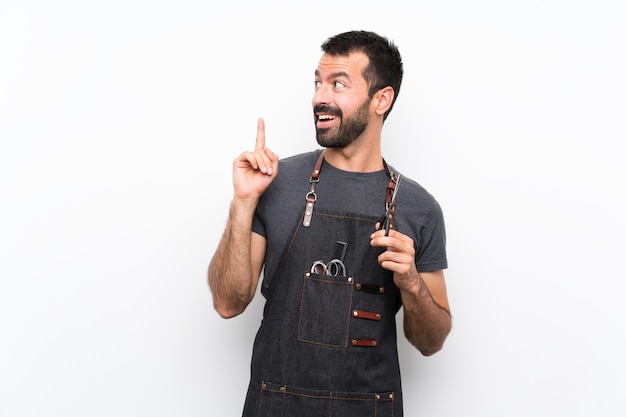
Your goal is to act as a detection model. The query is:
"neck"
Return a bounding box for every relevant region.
[323,145,383,173]
[322,115,385,172]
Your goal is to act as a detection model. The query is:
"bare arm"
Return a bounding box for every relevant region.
[370,229,452,356]
[398,269,451,356]
[208,203,267,318]
[207,118,278,318]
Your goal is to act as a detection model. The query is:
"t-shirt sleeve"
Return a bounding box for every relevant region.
[415,201,448,272]
[252,210,267,238]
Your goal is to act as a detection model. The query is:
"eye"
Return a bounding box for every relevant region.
[334,81,345,88]
[314,80,321,89]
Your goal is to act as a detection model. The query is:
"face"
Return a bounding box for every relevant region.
[312,52,373,148]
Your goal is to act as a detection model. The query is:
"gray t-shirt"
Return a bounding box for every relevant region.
[253,149,447,297]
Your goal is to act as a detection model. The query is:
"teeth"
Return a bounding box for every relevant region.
[318,115,336,120]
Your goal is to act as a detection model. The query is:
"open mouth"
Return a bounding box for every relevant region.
[315,110,341,129]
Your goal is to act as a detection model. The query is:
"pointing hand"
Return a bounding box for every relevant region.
[232,118,279,201]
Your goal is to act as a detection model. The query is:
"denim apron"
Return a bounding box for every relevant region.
[243,152,403,417]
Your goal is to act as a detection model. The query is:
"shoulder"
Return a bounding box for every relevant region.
[388,165,441,207]
[278,149,323,172]
[387,165,445,228]
[259,149,323,202]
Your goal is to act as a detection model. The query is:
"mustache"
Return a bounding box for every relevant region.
[314,105,342,118]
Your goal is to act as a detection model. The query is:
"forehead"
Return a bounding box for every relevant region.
[315,51,369,80]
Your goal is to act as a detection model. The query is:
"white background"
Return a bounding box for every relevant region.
[1,1,625,416]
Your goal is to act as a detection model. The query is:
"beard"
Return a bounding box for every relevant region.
[315,98,371,148]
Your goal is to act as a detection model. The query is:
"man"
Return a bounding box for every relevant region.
[208,30,451,417]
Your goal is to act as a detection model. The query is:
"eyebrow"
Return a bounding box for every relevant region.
[314,70,351,81]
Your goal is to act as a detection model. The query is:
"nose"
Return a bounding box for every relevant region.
[312,83,331,107]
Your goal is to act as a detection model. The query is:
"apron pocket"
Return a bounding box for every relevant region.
[259,381,395,417]
[298,272,354,347]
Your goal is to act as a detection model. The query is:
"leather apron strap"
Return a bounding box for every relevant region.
[303,150,399,229]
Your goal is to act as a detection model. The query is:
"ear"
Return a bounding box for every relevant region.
[373,86,395,116]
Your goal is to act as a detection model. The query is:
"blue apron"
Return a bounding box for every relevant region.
[243,153,404,417]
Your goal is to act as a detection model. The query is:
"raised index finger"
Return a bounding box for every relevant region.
[255,118,266,151]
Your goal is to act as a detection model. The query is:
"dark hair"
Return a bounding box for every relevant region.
[321,30,403,121]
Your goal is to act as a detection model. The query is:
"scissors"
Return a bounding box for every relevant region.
[378,175,401,236]
[310,241,348,276]
[310,259,347,276]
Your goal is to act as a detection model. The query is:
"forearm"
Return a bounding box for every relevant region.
[208,199,258,318]
[400,271,451,356]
